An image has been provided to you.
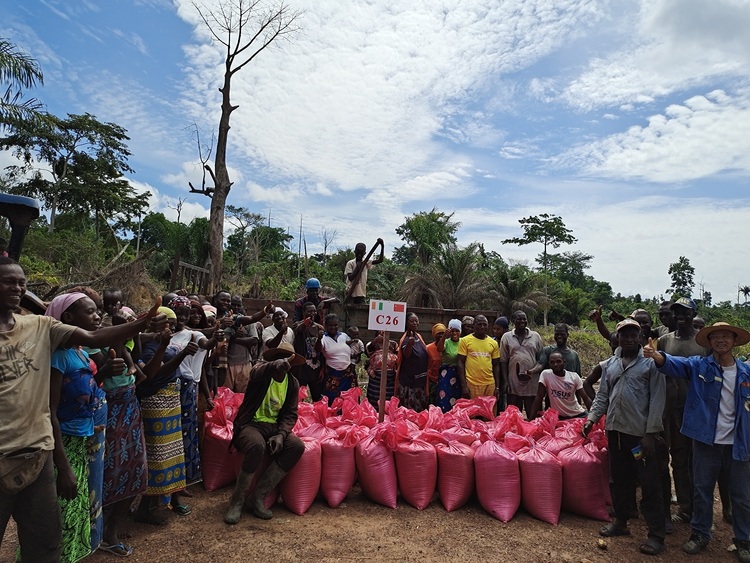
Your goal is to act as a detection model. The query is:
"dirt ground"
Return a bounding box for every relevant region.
[1,483,735,563]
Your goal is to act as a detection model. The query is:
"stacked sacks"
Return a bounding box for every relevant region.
[201,388,610,523]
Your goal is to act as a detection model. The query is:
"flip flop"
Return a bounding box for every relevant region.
[599,522,630,537]
[99,542,133,557]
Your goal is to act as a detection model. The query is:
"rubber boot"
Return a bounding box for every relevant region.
[223,470,255,525]
[248,462,287,520]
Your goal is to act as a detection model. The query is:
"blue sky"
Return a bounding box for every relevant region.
[2,0,750,305]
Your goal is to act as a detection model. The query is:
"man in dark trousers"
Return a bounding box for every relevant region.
[224,342,305,525]
[583,318,667,556]
[646,322,750,561]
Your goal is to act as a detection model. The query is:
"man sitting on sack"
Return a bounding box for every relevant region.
[224,342,306,525]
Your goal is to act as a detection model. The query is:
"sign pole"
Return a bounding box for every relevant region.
[367,299,407,424]
[378,331,390,423]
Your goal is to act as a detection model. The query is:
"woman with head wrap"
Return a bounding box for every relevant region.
[134,305,202,524]
[435,319,463,413]
[44,292,110,559]
[365,334,398,409]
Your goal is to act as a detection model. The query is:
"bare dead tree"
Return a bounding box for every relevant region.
[189,0,302,293]
[167,196,186,224]
[319,226,338,265]
[187,122,214,197]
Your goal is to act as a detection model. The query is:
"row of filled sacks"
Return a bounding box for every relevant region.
[284,416,612,524]
[201,386,612,524]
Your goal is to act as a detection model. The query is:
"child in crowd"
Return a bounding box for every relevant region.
[529,351,591,420]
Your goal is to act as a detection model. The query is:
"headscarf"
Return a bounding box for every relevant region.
[448,319,462,331]
[203,304,217,322]
[169,296,191,310]
[431,323,447,338]
[157,306,177,320]
[120,305,137,321]
[270,306,288,319]
[45,292,88,321]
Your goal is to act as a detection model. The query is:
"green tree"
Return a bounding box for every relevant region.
[0,38,44,126]
[1,112,146,233]
[224,204,264,275]
[188,0,301,290]
[400,242,485,308]
[490,262,550,319]
[393,208,460,266]
[666,256,695,298]
[503,213,577,325]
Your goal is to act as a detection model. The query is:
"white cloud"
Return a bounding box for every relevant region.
[557,89,750,182]
[176,0,606,205]
[562,0,750,111]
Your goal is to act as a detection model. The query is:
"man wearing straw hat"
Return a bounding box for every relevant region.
[645,322,750,561]
[224,342,306,525]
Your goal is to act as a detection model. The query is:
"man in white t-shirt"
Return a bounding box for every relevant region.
[344,240,384,304]
[529,351,591,420]
[262,308,294,356]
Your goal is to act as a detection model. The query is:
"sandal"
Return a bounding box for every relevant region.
[99,542,133,557]
[600,522,631,537]
[170,503,192,516]
[639,538,665,556]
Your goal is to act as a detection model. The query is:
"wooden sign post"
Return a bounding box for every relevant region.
[368,299,407,423]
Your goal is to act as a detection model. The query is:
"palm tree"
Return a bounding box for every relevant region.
[488,263,551,318]
[0,38,44,126]
[400,243,487,309]
[741,285,750,304]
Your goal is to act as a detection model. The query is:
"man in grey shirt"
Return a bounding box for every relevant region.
[583,318,667,556]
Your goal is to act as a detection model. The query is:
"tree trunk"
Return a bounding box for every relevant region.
[208,67,237,293]
[48,195,58,233]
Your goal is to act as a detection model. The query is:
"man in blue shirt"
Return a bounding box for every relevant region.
[645,322,750,561]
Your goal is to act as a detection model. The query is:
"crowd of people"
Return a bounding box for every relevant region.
[1,253,750,562]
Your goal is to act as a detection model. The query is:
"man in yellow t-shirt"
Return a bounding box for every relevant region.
[457,315,501,402]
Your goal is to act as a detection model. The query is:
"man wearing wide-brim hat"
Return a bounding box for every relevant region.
[224,342,306,525]
[645,322,750,561]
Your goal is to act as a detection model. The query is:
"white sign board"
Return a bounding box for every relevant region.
[367,300,407,332]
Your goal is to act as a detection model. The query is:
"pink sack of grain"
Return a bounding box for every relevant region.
[355,428,398,509]
[320,425,363,508]
[202,391,243,491]
[453,396,496,420]
[435,440,475,512]
[280,437,322,515]
[474,440,521,522]
[585,430,612,506]
[517,444,563,525]
[394,437,437,510]
[558,441,610,521]
[536,433,577,456]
